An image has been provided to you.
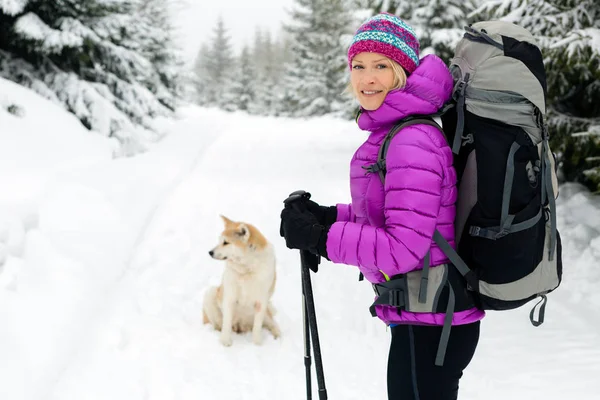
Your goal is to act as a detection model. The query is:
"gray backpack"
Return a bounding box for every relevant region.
[364,20,563,365]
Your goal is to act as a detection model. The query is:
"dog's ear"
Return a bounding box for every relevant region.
[235,223,250,241]
[220,215,234,226]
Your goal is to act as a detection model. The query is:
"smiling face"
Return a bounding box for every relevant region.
[350,52,406,111]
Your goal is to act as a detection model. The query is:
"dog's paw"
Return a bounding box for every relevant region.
[252,332,263,346]
[220,334,233,347]
[271,328,281,339]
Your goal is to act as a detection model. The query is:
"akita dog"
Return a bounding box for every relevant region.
[203,215,280,346]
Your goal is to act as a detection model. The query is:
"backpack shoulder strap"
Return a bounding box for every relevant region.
[370,117,445,184]
[365,116,448,301]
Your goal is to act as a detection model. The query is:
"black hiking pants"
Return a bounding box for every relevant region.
[387,321,480,400]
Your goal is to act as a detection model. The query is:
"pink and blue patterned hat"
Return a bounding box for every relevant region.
[347,13,420,74]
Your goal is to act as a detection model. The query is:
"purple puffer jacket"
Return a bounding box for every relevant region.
[326,55,485,327]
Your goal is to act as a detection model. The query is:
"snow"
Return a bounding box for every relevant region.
[14,12,83,54]
[1,78,600,399]
[0,0,28,16]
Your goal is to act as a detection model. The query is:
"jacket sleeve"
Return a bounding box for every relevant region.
[335,203,356,223]
[326,126,444,281]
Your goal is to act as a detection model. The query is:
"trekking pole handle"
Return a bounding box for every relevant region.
[283,189,311,212]
[282,190,320,271]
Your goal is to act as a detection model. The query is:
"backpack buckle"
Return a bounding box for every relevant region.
[495,229,509,239]
[362,160,385,174]
[372,285,405,308]
[469,226,481,236]
[388,290,404,308]
[372,283,382,296]
[453,73,470,100]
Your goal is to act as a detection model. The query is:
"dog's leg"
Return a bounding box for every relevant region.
[220,289,235,347]
[252,299,269,345]
[202,286,222,331]
[264,303,281,339]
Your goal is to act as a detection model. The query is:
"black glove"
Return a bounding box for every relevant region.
[304,200,337,226]
[280,206,330,260]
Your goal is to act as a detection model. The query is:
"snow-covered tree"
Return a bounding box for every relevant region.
[281,0,355,117]
[193,42,213,106]
[129,0,184,110]
[0,0,182,155]
[251,29,288,116]
[193,16,236,110]
[354,0,399,14]
[411,1,479,61]
[473,0,600,191]
[230,45,257,113]
[209,16,236,110]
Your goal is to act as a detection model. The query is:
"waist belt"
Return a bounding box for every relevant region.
[368,265,456,368]
[370,277,408,313]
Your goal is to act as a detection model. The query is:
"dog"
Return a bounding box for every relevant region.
[203,215,280,346]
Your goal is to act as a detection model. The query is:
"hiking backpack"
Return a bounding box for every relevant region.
[364,21,563,362]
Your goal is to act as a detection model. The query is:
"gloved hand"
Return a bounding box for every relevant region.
[280,206,330,260]
[304,199,337,226]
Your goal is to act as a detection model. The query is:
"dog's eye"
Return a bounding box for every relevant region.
[223,241,229,245]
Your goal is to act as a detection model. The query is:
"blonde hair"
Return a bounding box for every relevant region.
[345,58,408,98]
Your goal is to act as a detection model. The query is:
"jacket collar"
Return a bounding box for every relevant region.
[356,54,454,133]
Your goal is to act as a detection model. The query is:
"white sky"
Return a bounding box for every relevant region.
[173,0,297,63]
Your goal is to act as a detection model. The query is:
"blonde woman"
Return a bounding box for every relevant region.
[280,13,484,399]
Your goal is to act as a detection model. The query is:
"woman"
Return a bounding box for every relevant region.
[280,13,485,400]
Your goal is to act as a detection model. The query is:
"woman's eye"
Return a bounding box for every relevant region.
[377,64,388,69]
[352,65,364,70]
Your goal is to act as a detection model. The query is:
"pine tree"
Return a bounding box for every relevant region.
[192,16,236,110]
[269,28,296,116]
[251,29,286,116]
[209,16,236,110]
[250,28,270,115]
[411,1,478,62]
[355,0,398,14]
[193,43,213,106]
[282,0,355,117]
[0,0,182,154]
[130,0,183,110]
[230,45,257,112]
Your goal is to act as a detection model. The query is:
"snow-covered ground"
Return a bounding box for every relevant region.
[1,77,599,399]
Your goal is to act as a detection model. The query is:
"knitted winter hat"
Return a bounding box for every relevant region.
[347,13,420,74]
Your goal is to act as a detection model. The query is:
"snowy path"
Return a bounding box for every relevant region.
[51,109,600,400]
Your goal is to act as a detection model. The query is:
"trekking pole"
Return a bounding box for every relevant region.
[302,281,312,399]
[283,190,328,400]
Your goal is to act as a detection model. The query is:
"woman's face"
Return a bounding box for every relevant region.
[350,52,396,110]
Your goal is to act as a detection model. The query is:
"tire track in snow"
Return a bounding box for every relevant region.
[49,109,228,398]
[120,129,220,282]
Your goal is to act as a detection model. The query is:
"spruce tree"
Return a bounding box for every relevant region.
[193,43,213,106]
[251,28,277,115]
[281,0,354,117]
[0,0,181,152]
[411,0,478,62]
[230,45,257,112]
[209,16,235,110]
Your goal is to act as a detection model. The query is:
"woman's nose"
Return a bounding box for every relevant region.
[362,74,376,84]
